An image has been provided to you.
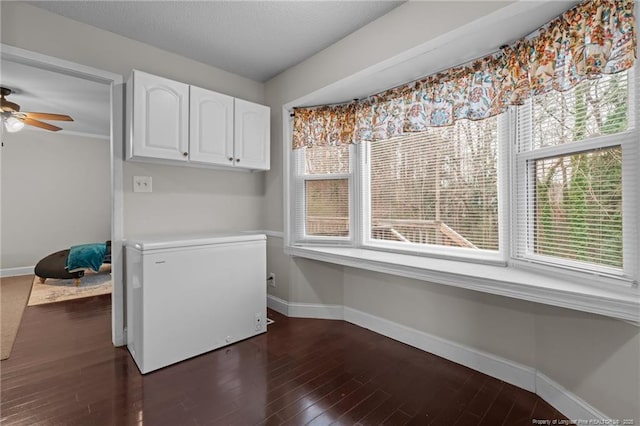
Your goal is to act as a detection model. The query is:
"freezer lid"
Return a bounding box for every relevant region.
[125,232,266,251]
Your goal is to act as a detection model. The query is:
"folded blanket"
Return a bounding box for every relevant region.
[66,243,107,273]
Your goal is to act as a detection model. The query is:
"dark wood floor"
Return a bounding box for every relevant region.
[1,295,566,425]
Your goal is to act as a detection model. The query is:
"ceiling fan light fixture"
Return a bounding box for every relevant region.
[1,87,72,132]
[4,116,25,133]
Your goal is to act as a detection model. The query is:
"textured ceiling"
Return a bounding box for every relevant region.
[27,1,404,82]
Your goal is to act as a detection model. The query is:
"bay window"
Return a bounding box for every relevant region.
[287,0,638,302]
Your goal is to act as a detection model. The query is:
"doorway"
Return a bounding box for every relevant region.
[1,44,125,346]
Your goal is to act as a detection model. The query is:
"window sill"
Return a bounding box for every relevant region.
[284,245,640,324]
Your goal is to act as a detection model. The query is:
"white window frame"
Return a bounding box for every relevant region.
[291,144,356,246]
[512,67,639,284]
[359,114,511,266]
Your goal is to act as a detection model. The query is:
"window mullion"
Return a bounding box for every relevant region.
[513,101,534,262]
[622,66,639,282]
[497,111,511,262]
[350,143,361,248]
[292,149,305,243]
[359,142,371,248]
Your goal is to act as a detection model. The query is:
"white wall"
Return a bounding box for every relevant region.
[263,1,640,420]
[533,306,640,420]
[343,267,538,367]
[267,236,343,306]
[123,162,265,237]
[1,130,110,268]
[0,2,266,239]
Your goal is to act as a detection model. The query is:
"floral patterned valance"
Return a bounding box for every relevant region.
[293,0,636,149]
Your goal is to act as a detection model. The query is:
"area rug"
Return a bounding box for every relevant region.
[1,275,34,360]
[28,265,112,306]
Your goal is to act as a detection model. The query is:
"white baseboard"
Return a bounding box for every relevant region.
[267,294,343,320]
[0,266,34,278]
[268,296,610,421]
[535,372,610,422]
[267,294,289,316]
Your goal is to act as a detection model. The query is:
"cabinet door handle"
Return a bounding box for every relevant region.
[228,157,233,161]
[183,152,188,157]
[236,158,240,163]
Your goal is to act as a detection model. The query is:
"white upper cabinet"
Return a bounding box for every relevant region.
[127,70,270,171]
[129,70,189,162]
[234,99,270,171]
[189,86,234,166]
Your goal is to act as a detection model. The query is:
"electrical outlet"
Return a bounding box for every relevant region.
[267,272,276,288]
[133,176,152,193]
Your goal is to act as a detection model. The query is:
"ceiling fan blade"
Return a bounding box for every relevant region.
[1,99,20,113]
[23,117,62,132]
[24,112,73,121]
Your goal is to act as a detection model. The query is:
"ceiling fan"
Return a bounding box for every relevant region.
[1,86,73,133]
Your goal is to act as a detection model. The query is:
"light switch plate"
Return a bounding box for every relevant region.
[133,176,152,193]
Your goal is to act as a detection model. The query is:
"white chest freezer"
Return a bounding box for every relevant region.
[125,233,266,374]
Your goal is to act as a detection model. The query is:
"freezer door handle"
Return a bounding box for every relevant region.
[155,260,166,264]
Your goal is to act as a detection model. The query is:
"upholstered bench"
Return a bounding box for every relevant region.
[34,241,111,287]
[34,250,85,286]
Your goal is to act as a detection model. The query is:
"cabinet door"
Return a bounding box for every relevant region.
[131,70,189,161]
[189,86,234,166]
[234,99,270,170]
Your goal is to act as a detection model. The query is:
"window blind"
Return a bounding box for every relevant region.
[305,179,349,237]
[367,116,501,251]
[304,144,350,175]
[530,72,630,150]
[293,145,352,241]
[514,70,637,276]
